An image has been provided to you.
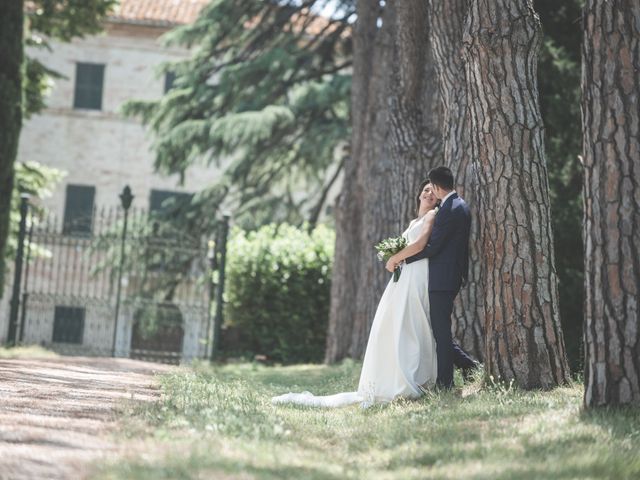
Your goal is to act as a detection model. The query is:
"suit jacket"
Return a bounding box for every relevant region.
[405,192,471,292]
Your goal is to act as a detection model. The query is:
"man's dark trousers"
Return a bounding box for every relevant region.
[430,291,475,388]
[405,191,477,388]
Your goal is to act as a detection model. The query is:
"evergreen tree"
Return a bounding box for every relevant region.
[123,0,354,231]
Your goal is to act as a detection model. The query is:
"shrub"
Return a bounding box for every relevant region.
[224,224,334,363]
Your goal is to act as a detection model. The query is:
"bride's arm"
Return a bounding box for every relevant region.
[385,211,436,271]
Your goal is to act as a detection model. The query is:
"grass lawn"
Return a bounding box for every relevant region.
[93,360,639,479]
[0,345,58,358]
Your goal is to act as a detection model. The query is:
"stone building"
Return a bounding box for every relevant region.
[19,0,213,215]
[1,0,215,361]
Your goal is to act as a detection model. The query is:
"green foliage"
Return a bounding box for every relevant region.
[225,223,335,363]
[27,0,116,41]
[123,0,353,230]
[23,55,62,119]
[6,161,63,261]
[98,362,640,479]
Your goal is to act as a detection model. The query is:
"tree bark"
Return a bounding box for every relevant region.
[429,0,484,361]
[346,1,396,359]
[0,1,24,299]
[325,0,383,362]
[463,0,570,388]
[326,0,442,361]
[582,0,640,407]
[388,1,442,226]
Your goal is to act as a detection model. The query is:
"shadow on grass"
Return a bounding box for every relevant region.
[579,405,640,440]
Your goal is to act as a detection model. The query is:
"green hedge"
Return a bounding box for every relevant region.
[224,224,334,363]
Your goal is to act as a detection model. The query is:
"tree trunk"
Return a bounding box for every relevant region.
[429,0,484,361]
[325,0,384,362]
[582,0,640,407]
[388,0,442,226]
[326,1,442,361]
[346,1,396,359]
[463,0,570,388]
[0,1,24,299]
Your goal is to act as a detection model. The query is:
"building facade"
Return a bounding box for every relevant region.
[1,0,216,361]
[19,0,213,216]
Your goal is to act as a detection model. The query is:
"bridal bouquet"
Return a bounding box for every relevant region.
[375,236,407,282]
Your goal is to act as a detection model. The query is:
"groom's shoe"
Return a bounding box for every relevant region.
[461,360,481,383]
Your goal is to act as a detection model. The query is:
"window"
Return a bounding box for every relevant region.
[52,306,85,344]
[73,63,105,110]
[63,184,95,236]
[164,71,176,93]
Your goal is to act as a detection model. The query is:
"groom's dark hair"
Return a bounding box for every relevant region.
[428,166,454,190]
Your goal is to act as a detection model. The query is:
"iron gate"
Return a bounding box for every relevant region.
[5,187,229,364]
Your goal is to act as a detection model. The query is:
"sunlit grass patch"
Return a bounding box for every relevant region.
[0,344,58,358]
[97,361,640,480]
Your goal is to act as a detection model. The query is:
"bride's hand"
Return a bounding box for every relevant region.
[386,257,398,273]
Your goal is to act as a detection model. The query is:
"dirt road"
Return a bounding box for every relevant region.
[0,356,173,480]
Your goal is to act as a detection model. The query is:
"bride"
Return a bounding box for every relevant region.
[272,181,440,408]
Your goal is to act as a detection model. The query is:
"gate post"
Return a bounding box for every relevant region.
[18,211,35,343]
[210,214,230,361]
[112,186,134,357]
[7,194,30,346]
[205,237,217,359]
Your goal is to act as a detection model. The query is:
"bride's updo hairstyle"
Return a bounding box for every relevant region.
[428,166,455,191]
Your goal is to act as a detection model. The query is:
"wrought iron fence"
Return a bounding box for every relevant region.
[4,187,230,364]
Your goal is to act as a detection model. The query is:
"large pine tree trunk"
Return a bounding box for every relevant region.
[326,1,442,361]
[344,0,396,359]
[429,0,484,361]
[325,0,386,361]
[582,0,640,407]
[0,1,24,299]
[463,0,570,388]
[388,1,442,226]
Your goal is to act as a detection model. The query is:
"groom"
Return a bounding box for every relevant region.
[394,166,478,389]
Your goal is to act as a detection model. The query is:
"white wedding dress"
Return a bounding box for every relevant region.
[272,216,437,408]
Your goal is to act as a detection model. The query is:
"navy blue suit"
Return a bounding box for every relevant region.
[406,192,475,387]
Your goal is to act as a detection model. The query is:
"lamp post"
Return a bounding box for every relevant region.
[112,185,133,357]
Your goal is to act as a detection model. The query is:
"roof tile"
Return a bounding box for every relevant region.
[110,0,209,26]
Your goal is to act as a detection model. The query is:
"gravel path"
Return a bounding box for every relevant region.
[0,356,173,480]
